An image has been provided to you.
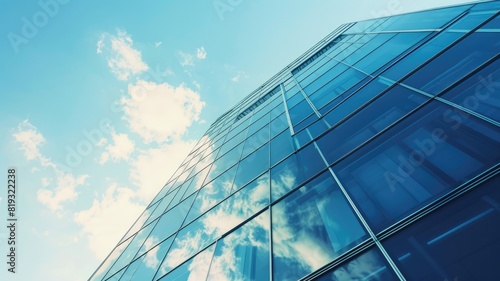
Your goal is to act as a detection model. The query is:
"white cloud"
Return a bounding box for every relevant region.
[121,80,205,143]
[154,41,162,48]
[231,71,247,83]
[99,132,135,165]
[98,30,149,80]
[12,119,45,161]
[96,35,104,54]
[74,183,144,260]
[196,47,207,59]
[130,140,196,202]
[13,120,89,215]
[37,173,89,213]
[179,47,207,67]
[179,51,194,67]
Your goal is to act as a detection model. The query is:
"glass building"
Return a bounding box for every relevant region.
[90,1,500,280]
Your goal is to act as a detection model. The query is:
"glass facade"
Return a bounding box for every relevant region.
[90,2,500,280]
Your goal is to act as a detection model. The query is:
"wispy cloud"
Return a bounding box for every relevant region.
[179,46,208,67]
[97,30,149,80]
[13,119,45,161]
[13,120,89,215]
[179,51,194,67]
[196,47,207,59]
[154,41,163,48]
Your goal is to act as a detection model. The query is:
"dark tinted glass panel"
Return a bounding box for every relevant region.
[320,76,393,119]
[286,91,304,109]
[294,113,319,132]
[334,101,500,231]
[271,143,325,201]
[379,6,469,31]
[320,85,429,165]
[449,10,497,31]
[309,67,368,111]
[384,174,500,281]
[355,32,428,75]
[341,33,395,66]
[402,31,500,95]
[315,248,399,281]
[271,129,295,167]
[381,32,464,82]
[289,99,314,126]
[302,63,349,95]
[272,171,367,281]
[206,211,270,281]
[440,58,500,123]
[294,119,329,148]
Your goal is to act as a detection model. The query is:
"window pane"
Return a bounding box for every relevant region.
[206,211,270,281]
[120,236,174,281]
[315,248,399,281]
[242,124,269,158]
[439,58,500,123]
[381,32,464,82]
[156,244,215,281]
[271,129,295,167]
[233,142,269,188]
[147,193,196,246]
[354,32,428,75]
[270,112,288,138]
[378,6,469,31]
[384,174,500,280]
[320,85,429,165]
[289,99,314,126]
[163,174,269,273]
[272,171,368,281]
[309,67,368,111]
[402,31,500,95]
[271,143,325,202]
[333,101,500,232]
[184,165,237,226]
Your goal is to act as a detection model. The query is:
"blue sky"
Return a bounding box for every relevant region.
[0,0,476,280]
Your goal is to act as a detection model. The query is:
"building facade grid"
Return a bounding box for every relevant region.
[91,1,500,280]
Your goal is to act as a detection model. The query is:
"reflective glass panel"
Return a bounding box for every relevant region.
[402,31,500,95]
[334,101,500,231]
[233,142,269,188]
[271,143,325,202]
[206,211,270,281]
[271,129,295,167]
[119,236,173,281]
[272,171,368,281]
[156,244,215,281]
[315,248,399,281]
[384,174,500,280]
[319,85,429,165]
[439,58,500,123]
